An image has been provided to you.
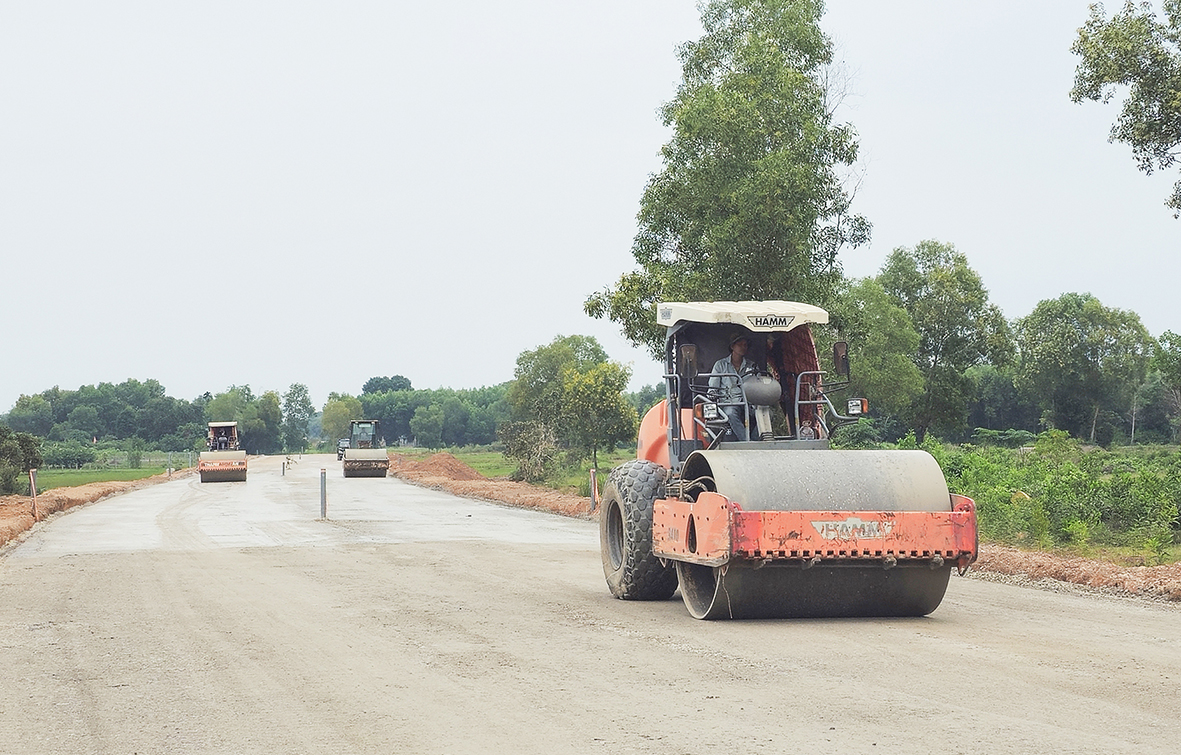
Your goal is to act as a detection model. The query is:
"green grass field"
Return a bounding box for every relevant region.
[390,447,635,496]
[32,467,168,493]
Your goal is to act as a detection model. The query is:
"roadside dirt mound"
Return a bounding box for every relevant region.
[0,469,195,549]
[389,453,592,518]
[975,545,1181,601]
[388,453,485,482]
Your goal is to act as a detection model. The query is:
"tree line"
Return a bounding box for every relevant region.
[1,380,321,454]
[815,239,1179,448]
[0,343,643,488]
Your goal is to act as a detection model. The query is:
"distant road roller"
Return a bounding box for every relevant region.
[600,301,978,619]
[198,421,248,483]
[342,420,390,478]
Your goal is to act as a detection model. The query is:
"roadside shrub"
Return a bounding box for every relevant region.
[971,428,1036,448]
[42,441,97,469]
[830,418,881,449]
[498,421,559,482]
[919,430,1180,560]
[0,426,43,493]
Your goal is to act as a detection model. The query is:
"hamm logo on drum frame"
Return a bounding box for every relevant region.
[811,517,894,540]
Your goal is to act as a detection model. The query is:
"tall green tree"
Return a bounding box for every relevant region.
[965,364,1040,435]
[561,362,639,468]
[1071,1,1181,214]
[5,395,53,437]
[625,384,665,417]
[503,335,636,479]
[439,395,471,448]
[205,386,280,454]
[249,391,284,454]
[322,395,363,442]
[282,384,314,452]
[508,335,609,426]
[206,385,252,423]
[1015,292,1153,444]
[65,405,101,440]
[825,277,924,419]
[878,241,1012,442]
[409,404,444,449]
[585,0,869,357]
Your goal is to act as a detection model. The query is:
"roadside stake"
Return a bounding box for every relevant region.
[29,469,37,522]
[320,468,327,519]
[589,469,598,512]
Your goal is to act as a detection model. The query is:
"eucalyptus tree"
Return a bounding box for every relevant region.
[585,0,869,357]
[1149,330,1181,441]
[878,241,1012,442]
[1071,1,1181,215]
[282,384,315,452]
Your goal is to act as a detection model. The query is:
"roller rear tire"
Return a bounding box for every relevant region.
[600,460,678,601]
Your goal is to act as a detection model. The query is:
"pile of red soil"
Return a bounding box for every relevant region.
[975,544,1181,601]
[388,452,486,482]
[388,452,593,519]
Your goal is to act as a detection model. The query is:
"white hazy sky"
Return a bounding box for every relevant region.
[2,1,1176,413]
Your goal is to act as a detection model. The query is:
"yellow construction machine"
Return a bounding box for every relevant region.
[599,301,978,619]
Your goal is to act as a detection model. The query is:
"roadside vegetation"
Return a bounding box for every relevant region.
[30,467,169,493]
[832,425,1181,566]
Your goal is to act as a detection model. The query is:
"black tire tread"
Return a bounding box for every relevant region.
[600,459,678,600]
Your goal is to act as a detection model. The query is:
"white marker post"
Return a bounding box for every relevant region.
[320,468,327,519]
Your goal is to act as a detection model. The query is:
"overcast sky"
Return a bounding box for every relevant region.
[2,1,1176,413]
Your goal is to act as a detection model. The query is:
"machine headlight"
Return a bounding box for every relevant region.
[847,398,869,416]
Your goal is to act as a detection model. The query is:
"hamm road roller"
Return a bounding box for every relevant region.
[341,419,390,478]
[198,421,248,483]
[599,301,978,619]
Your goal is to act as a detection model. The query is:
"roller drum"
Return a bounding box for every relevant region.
[676,449,954,618]
[677,561,952,619]
[342,448,390,478]
[198,450,248,483]
[681,449,950,513]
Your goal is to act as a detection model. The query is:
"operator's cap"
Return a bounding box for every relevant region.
[729,331,750,346]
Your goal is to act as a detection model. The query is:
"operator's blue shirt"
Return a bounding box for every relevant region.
[708,356,757,404]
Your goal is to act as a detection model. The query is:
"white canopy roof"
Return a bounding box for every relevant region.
[656,301,828,332]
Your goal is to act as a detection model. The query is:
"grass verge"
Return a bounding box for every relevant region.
[32,467,169,493]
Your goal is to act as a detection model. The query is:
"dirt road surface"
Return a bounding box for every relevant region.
[1,454,1177,754]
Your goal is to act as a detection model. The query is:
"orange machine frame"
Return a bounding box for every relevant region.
[652,492,979,571]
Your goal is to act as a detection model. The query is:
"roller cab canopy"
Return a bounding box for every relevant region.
[656,301,829,333]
